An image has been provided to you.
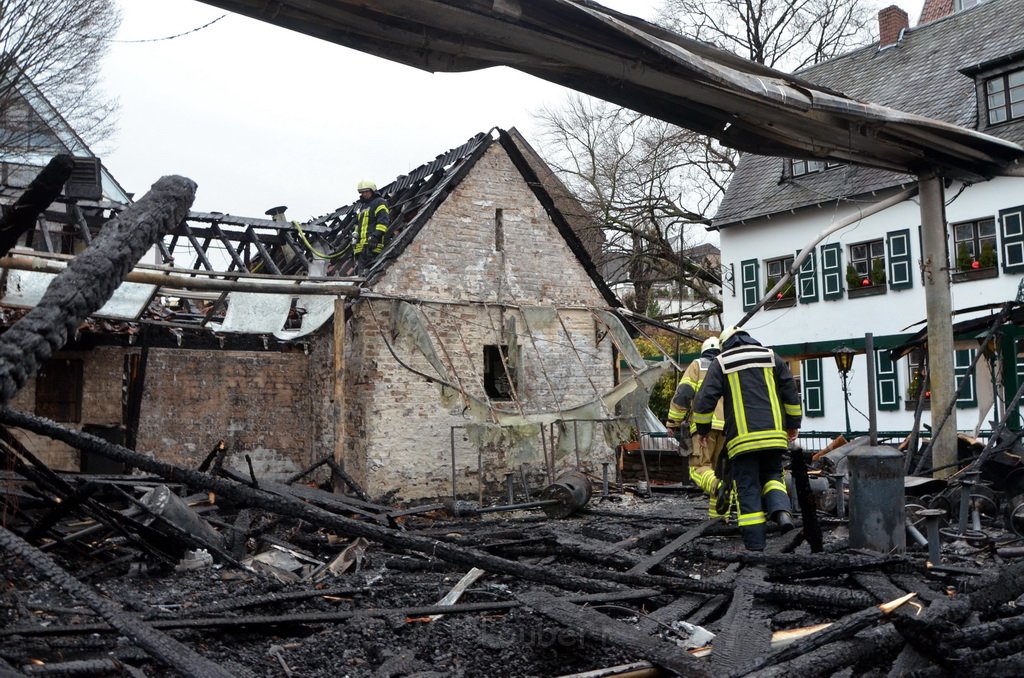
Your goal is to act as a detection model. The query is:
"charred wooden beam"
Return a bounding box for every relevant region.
[0,526,232,677]
[627,519,719,575]
[0,410,625,594]
[0,176,196,407]
[517,589,712,677]
[711,568,769,673]
[0,155,74,258]
[2,588,664,637]
[730,593,918,676]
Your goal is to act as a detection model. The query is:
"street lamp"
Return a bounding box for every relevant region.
[832,346,856,436]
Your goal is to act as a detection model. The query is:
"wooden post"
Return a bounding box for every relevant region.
[332,298,347,493]
[918,175,957,478]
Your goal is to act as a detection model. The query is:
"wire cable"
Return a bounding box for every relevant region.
[109,15,229,43]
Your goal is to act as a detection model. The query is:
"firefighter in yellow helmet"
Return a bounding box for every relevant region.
[692,326,801,551]
[353,180,390,273]
[667,336,730,517]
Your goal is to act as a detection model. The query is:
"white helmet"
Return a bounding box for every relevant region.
[719,326,745,346]
[700,336,720,353]
[357,180,377,192]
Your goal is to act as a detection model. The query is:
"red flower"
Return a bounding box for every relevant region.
[924,391,931,399]
[776,292,784,299]
[971,260,980,269]
[862,278,871,286]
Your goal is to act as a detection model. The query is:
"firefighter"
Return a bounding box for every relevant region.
[353,180,390,273]
[667,336,730,517]
[692,326,801,551]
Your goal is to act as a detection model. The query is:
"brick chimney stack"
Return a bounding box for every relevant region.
[878,6,910,47]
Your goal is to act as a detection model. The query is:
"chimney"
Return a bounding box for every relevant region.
[919,0,954,25]
[878,6,910,47]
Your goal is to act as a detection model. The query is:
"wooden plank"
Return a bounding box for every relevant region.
[517,589,712,677]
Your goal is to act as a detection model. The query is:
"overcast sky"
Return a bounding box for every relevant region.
[101,0,924,220]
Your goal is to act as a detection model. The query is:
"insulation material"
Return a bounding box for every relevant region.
[554,417,597,463]
[207,292,292,334]
[465,422,544,466]
[2,268,156,320]
[273,288,339,340]
[389,300,465,408]
[593,309,645,369]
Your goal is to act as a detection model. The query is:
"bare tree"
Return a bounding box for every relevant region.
[0,0,121,158]
[536,95,732,320]
[534,0,875,322]
[659,0,876,71]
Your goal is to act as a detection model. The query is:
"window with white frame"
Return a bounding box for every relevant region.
[985,68,1024,126]
[789,159,840,177]
[764,255,795,300]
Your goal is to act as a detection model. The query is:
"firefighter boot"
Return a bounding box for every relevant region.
[740,523,766,551]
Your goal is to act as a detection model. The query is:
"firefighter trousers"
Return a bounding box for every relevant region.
[731,449,791,551]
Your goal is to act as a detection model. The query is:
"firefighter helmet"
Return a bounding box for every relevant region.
[700,336,721,353]
[357,180,377,192]
[719,326,746,347]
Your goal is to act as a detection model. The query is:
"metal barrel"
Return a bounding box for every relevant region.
[848,445,906,554]
[539,470,593,518]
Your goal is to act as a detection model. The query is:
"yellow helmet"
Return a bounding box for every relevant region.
[719,326,745,346]
[700,336,720,353]
[357,180,377,192]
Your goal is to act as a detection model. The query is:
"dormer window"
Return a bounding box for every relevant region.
[789,159,840,177]
[985,69,1024,125]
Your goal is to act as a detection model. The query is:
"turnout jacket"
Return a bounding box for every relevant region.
[667,355,725,434]
[692,344,802,458]
[353,195,390,254]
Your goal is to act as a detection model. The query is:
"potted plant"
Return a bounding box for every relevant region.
[956,242,972,272]
[845,264,860,290]
[979,241,997,269]
[764,276,795,307]
[870,258,886,287]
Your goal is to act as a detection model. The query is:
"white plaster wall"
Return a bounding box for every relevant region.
[718,175,1024,438]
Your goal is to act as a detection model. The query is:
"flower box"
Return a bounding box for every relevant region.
[846,284,887,299]
[905,398,930,410]
[952,266,998,283]
[764,296,797,310]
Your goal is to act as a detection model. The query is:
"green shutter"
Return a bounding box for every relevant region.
[821,243,843,300]
[740,258,760,311]
[802,358,824,417]
[797,248,818,303]
[955,349,978,408]
[887,229,913,290]
[1001,205,1024,273]
[874,350,899,410]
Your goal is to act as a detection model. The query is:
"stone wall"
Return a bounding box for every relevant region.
[333,143,618,500]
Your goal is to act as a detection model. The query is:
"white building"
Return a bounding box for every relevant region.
[712,0,1024,442]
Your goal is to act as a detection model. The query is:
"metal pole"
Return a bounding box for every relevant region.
[919,174,958,478]
[865,333,877,446]
[842,373,852,436]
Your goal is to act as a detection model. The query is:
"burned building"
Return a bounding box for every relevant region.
[2,126,667,501]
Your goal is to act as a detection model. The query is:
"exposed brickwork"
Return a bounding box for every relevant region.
[879,6,910,46]
[322,144,619,500]
[134,348,313,478]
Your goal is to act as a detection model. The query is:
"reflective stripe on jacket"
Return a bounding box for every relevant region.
[353,195,390,254]
[667,356,725,433]
[692,344,802,458]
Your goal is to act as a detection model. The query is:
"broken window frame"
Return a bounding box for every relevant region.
[483,345,516,401]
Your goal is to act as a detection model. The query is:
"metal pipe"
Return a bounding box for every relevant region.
[918,508,945,565]
[601,462,610,498]
[505,472,516,505]
[905,518,928,548]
